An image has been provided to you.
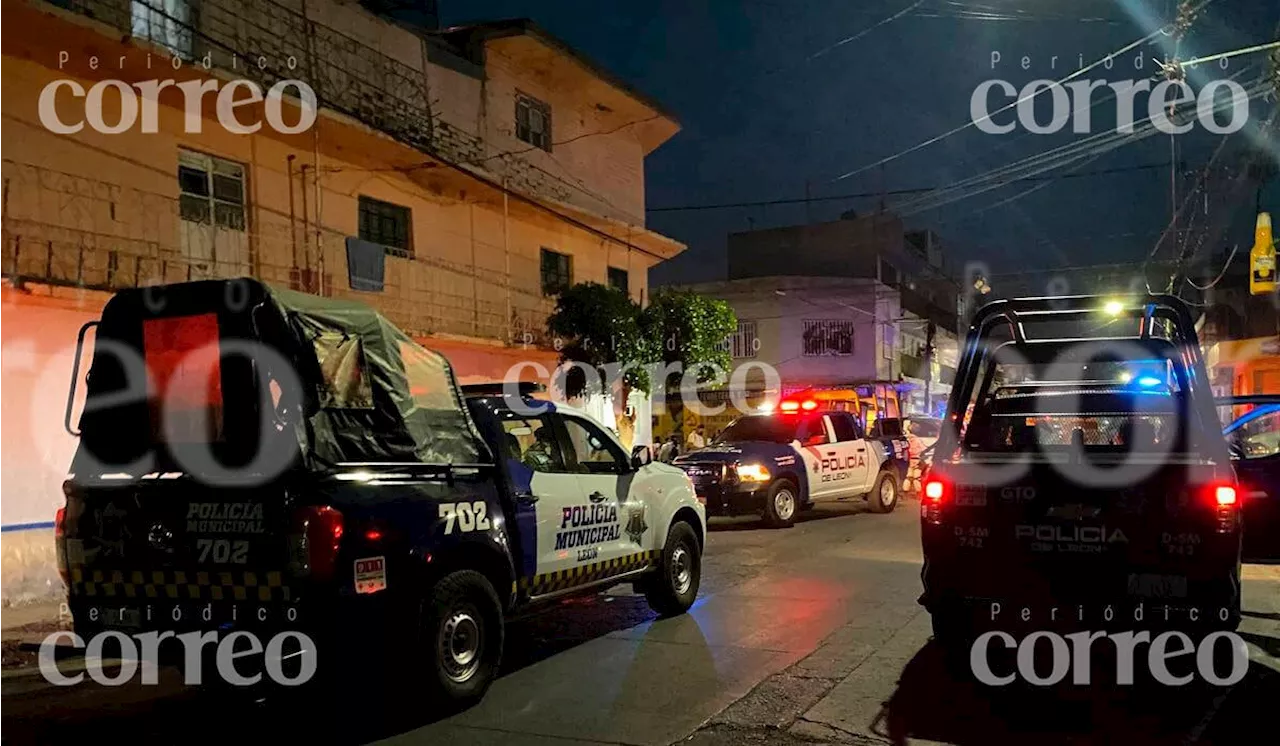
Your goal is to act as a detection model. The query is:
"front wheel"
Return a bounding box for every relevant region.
[763,479,799,528]
[867,470,899,513]
[644,521,702,616]
[415,570,504,710]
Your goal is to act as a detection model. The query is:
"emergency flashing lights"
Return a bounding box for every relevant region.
[1251,212,1276,296]
[778,399,818,412]
[1103,300,1124,316]
[1136,376,1163,388]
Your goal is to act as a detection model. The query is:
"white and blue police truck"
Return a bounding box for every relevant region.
[674,401,909,527]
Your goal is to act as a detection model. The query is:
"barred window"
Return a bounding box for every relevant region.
[541,249,572,296]
[802,320,855,357]
[721,320,759,359]
[358,196,413,258]
[131,0,193,58]
[178,150,246,231]
[607,267,629,293]
[516,93,552,151]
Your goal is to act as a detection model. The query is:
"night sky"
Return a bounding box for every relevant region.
[439,1,1280,287]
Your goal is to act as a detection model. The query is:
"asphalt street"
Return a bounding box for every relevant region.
[3,499,1279,745]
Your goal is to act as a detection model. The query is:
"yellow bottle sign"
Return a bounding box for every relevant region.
[1252,212,1276,295]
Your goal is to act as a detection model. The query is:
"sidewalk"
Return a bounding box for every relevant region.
[687,566,1280,745]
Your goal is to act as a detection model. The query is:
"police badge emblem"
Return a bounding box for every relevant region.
[625,505,648,546]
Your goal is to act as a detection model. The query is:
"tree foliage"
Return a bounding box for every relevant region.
[641,288,737,385]
[546,284,739,397]
[546,282,655,396]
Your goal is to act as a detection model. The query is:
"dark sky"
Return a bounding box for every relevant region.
[439,1,1280,287]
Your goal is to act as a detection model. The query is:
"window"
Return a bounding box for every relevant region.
[829,413,862,442]
[882,323,895,360]
[608,267,629,294]
[802,320,855,356]
[561,416,628,474]
[880,259,901,289]
[131,0,193,57]
[311,331,373,409]
[178,150,246,230]
[358,196,413,258]
[797,415,829,446]
[515,93,552,151]
[499,414,567,472]
[722,320,758,359]
[541,248,572,296]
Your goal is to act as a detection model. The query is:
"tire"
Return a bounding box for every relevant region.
[867,469,899,513]
[763,479,799,528]
[414,569,504,710]
[644,521,702,616]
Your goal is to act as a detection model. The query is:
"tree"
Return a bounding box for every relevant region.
[546,283,656,449]
[641,288,737,387]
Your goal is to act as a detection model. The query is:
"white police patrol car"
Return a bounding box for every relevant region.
[675,400,909,527]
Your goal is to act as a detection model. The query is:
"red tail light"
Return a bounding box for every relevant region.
[922,478,948,525]
[55,507,69,586]
[292,506,344,580]
[1207,483,1239,534]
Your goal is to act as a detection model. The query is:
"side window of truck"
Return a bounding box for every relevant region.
[829,413,862,442]
[500,415,568,473]
[560,416,628,474]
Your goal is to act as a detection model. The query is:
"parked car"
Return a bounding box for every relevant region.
[921,295,1241,645]
[674,400,908,527]
[1219,395,1280,560]
[56,278,705,708]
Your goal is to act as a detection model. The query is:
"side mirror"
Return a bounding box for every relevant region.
[631,445,652,468]
[1227,438,1246,460]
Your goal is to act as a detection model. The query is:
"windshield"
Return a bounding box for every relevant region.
[714,415,803,444]
[906,418,942,438]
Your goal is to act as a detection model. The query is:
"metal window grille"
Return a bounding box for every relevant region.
[516,93,552,151]
[178,150,246,231]
[802,320,855,356]
[358,196,413,258]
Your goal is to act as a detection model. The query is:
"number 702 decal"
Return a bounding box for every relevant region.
[438,501,492,534]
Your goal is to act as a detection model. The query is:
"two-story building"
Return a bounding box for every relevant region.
[0,0,684,605]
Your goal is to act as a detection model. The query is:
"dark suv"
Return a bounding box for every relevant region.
[920,296,1241,642]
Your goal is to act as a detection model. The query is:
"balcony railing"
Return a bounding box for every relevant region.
[1,159,554,344]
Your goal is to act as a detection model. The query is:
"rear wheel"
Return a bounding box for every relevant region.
[868,470,899,513]
[413,570,504,710]
[763,480,799,528]
[644,521,701,616]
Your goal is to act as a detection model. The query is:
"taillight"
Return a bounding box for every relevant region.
[55,507,69,586]
[291,506,344,580]
[1208,483,1239,534]
[922,478,947,525]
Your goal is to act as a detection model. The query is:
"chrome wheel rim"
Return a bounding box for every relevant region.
[880,478,896,507]
[439,610,482,684]
[775,489,796,521]
[671,545,693,595]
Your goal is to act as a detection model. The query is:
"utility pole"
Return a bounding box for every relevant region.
[923,320,936,414]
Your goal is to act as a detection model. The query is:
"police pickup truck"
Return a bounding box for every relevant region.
[920,295,1242,645]
[674,401,908,527]
[55,279,704,708]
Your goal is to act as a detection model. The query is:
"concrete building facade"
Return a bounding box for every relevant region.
[0,0,683,604]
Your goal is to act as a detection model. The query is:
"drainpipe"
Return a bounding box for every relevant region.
[503,177,511,343]
[299,164,311,280]
[287,154,298,270]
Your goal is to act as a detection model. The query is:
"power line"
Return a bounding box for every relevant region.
[827,0,1219,184]
[646,162,1170,213]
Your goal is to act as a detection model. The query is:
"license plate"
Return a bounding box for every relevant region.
[1127,573,1188,599]
[103,607,142,629]
[956,484,987,507]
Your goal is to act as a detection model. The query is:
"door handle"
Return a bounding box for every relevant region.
[856,447,866,452]
[588,491,607,503]
[515,492,539,504]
